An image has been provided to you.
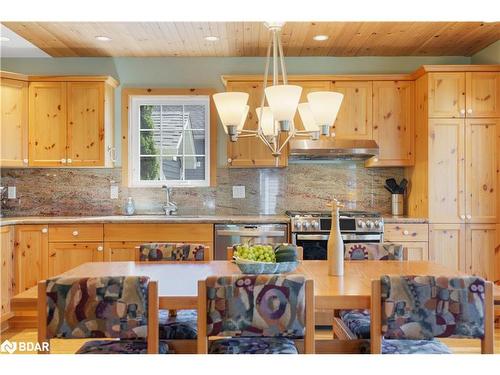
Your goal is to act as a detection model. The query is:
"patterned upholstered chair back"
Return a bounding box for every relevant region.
[344,243,403,260]
[139,243,206,261]
[44,276,150,339]
[380,275,487,340]
[204,275,307,338]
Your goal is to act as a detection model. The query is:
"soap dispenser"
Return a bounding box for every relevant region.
[125,197,135,215]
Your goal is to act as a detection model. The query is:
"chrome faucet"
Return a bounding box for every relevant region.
[161,185,177,216]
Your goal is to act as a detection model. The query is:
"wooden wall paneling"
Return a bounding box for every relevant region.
[465,118,498,224]
[427,119,466,223]
[466,72,500,118]
[0,78,29,167]
[28,82,67,166]
[331,81,373,140]
[66,82,105,166]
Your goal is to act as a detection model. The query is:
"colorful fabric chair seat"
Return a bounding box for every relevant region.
[338,309,371,339]
[158,309,198,339]
[139,243,206,261]
[381,339,451,354]
[209,337,298,354]
[76,340,170,354]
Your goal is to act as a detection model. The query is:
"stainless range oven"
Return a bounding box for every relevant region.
[287,210,384,260]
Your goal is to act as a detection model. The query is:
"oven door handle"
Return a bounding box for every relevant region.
[216,230,286,237]
[295,234,382,241]
[295,234,330,241]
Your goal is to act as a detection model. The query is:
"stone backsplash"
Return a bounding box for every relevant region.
[0,162,404,216]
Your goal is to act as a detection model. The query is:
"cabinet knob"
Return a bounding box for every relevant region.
[460,215,465,220]
[72,230,79,236]
[403,230,409,235]
[460,109,465,115]
[23,159,28,164]
[61,158,67,164]
[41,228,48,233]
[67,158,72,164]
[467,108,473,114]
[466,214,472,220]
[97,246,103,251]
[227,158,232,164]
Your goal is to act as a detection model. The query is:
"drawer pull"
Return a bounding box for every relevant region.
[72,230,79,236]
[41,228,48,233]
[460,215,465,220]
[61,158,67,164]
[466,214,472,220]
[97,246,103,251]
[403,230,409,236]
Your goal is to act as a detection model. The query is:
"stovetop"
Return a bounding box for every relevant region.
[286,210,384,233]
[285,210,381,218]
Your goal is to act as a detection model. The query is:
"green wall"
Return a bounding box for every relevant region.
[0,55,472,166]
[471,40,500,64]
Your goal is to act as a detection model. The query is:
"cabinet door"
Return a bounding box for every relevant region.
[104,241,141,261]
[466,224,496,280]
[14,225,49,293]
[1,226,14,319]
[293,81,331,132]
[29,82,67,166]
[465,119,498,224]
[226,81,287,167]
[402,241,429,261]
[466,72,500,118]
[428,72,466,118]
[48,242,104,277]
[429,224,466,272]
[367,81,414,167]
[428,119,466,223]
[1,78,28,167]
[331,81,372,140]
[67,82,105,166]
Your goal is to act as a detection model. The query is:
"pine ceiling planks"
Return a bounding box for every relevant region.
[2,21,499,57]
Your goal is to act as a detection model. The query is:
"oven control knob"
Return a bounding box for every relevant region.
[357,220,366,228]
[311,220,319,230]
[294,221,303,230]
[374,220,382,229]
[366,220,374,229]
[303,221,311,230]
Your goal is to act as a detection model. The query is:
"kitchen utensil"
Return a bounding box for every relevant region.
[384,185,394,194]
[385,178,399,194]
[398,178,408,194]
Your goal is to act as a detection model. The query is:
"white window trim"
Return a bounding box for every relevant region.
[128,95,210,188]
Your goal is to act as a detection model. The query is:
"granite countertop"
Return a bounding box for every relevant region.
[383,216,428,224]
[0,214,291,226]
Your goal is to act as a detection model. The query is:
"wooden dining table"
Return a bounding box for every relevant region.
[45,260,500,310]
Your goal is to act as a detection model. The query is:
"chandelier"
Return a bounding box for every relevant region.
[213,22,344,161]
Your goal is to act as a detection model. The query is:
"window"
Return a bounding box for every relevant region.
[129,95,210,187]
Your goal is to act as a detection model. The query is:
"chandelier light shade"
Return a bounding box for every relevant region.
[265,84,303,123]
[256,106,277,136]
[297,103,320,132]
[307,91,344,135]
[238,105,250,131]
[213,92,249,134]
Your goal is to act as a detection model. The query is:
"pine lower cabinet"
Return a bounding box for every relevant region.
[429,224,466,272]
[1,226,14,322]
[384,223,429,261]
[401,242,429,261]
[48,242,104,277]
[14,225,49,293]
[104,241,142,261]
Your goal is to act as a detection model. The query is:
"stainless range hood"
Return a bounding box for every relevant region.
[288,138,379,160]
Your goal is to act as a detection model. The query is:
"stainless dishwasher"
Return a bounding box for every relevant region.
[214,223,288,260]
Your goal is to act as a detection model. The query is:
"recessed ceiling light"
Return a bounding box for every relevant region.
[204,36,219,42]
[313,35,329,41]
[0,36,10,42]
[95,36,112,42]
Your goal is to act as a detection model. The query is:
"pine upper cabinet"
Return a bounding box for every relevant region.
[14,225,49,293]
[465,118,498,223]
[466,224,496,280]
[428,72,466,118]
[48,242,104,277]
[29,82,67,166]
[465,72,500,118]
[331,81,372,140]
[0,77,28,167]
[226,81,287,167]
[428,119,466,223]
[366,80,414,167]
[429,224,466,272]
[67,82,105,166]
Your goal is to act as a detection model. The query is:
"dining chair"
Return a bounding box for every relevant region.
[38,276,167,354]
[138,243,209,341]
[226,245,304,260]
[197,274,315,354]
[333,243,403,340]
[370,275,494,354]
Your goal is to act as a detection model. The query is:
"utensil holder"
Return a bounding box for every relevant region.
[391,194,404,216]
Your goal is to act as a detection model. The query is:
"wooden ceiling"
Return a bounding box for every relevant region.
[2,22,499,57]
